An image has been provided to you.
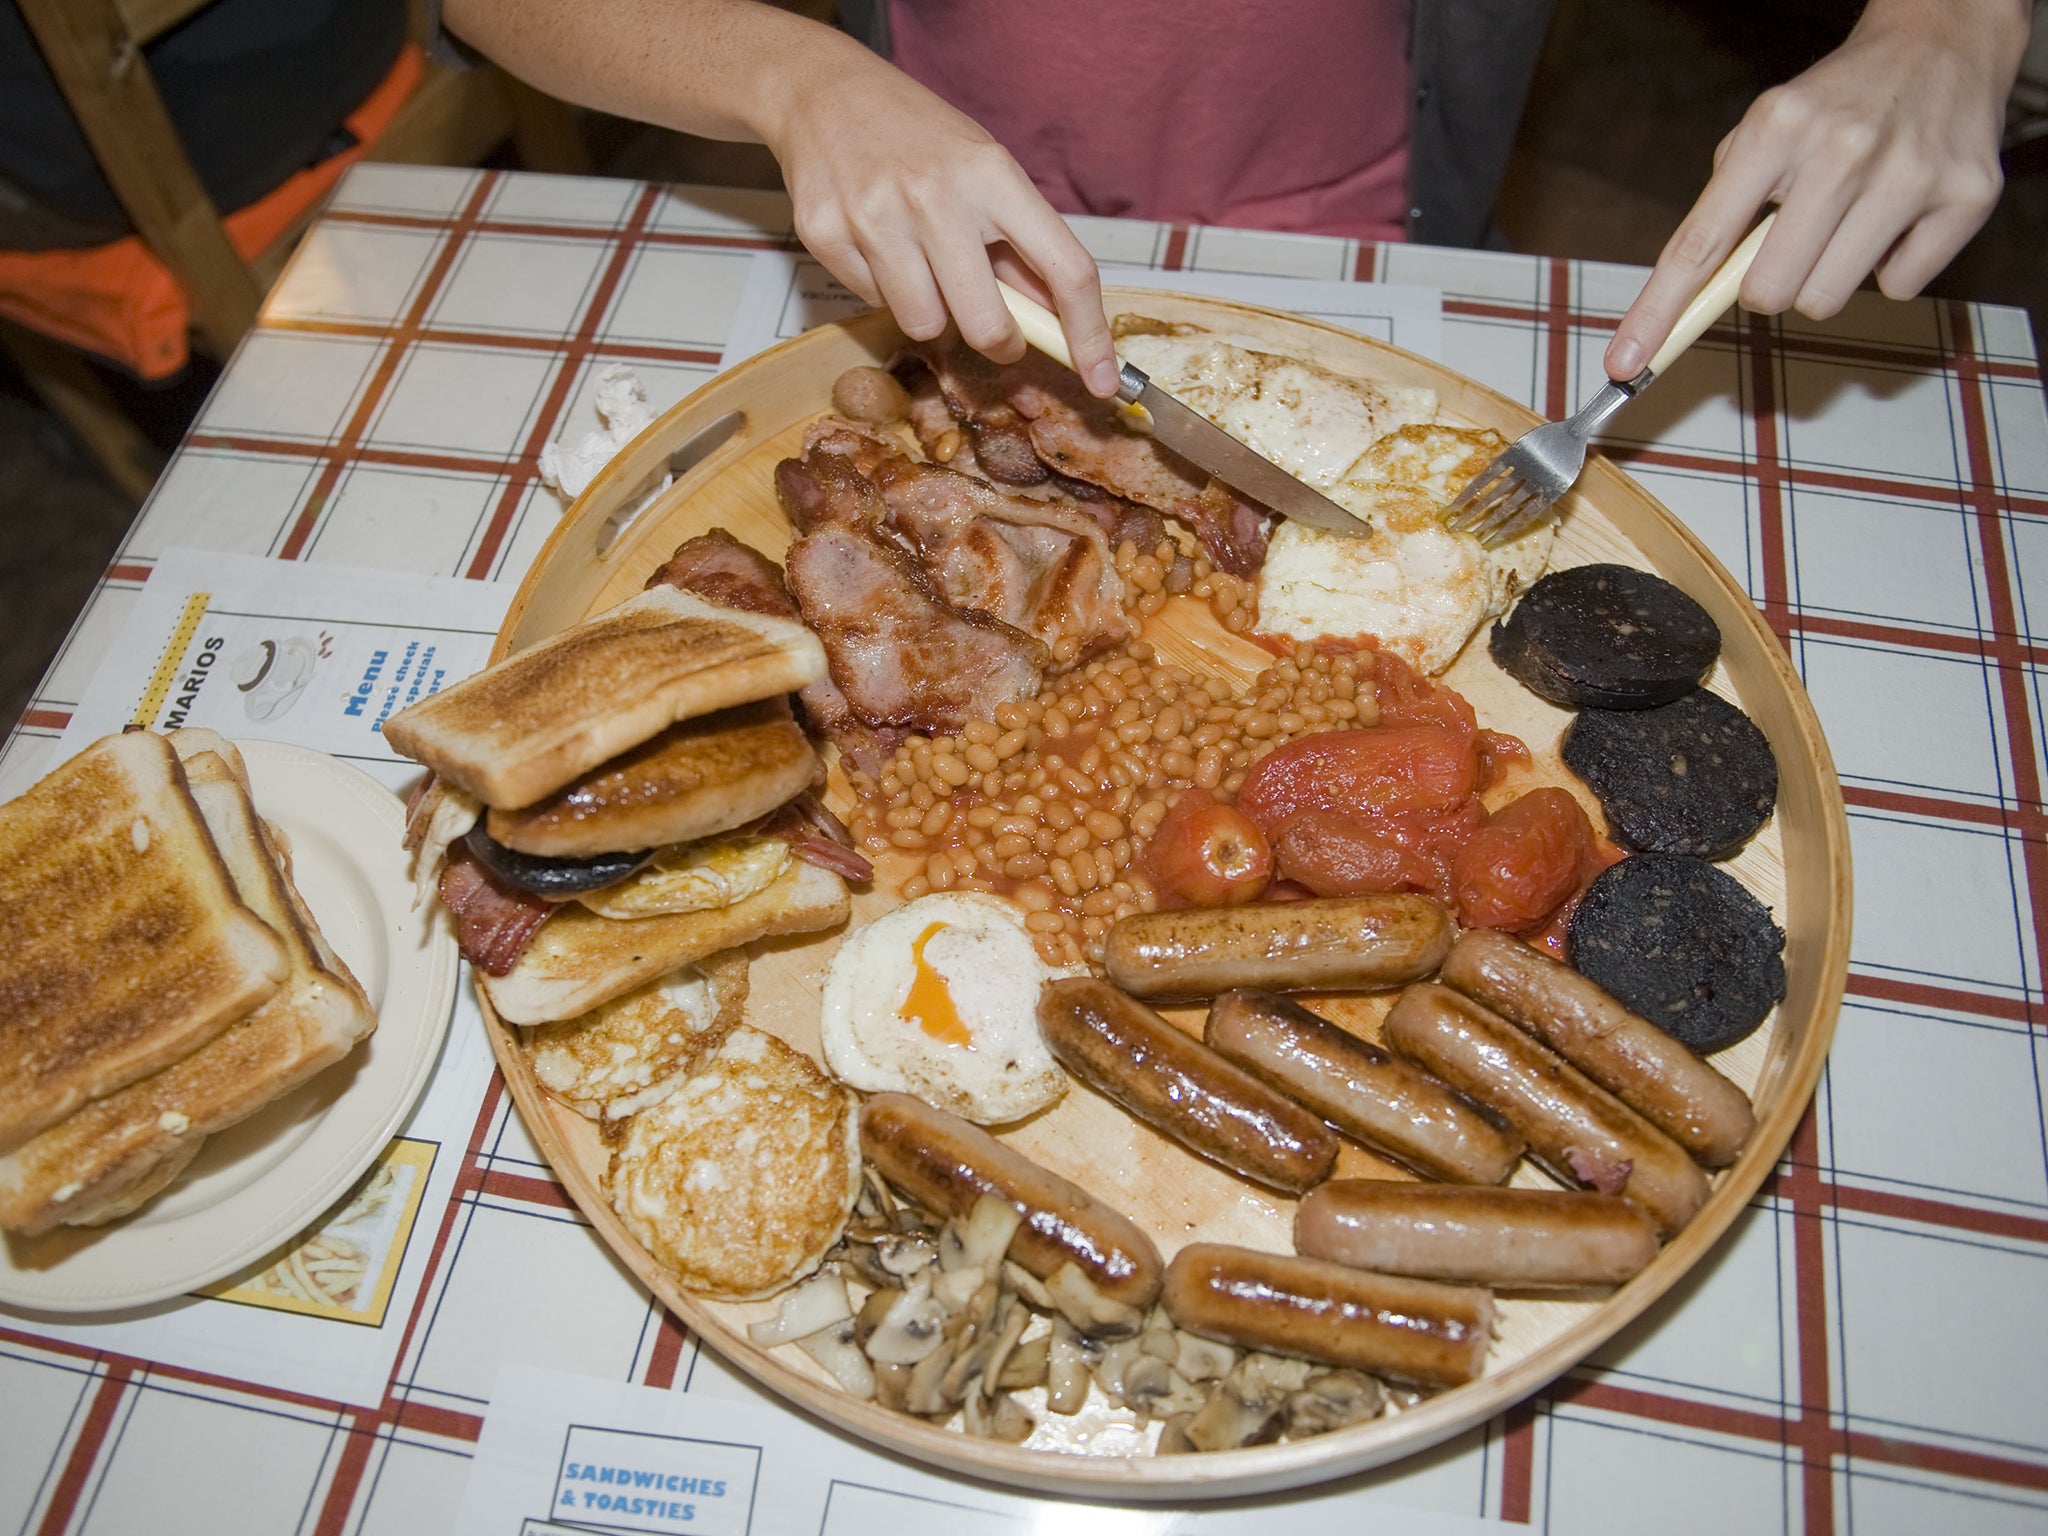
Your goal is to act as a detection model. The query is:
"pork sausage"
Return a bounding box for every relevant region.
[1102,894,1453,1000]
[1295,1179,1660,1288]
[1037,977,1340,1195]
[1162,1243,1494,1388]
[1440,928,1755,1167]
[859,1092,1163,1308]
[1381,983,1710,1236]
[1205,990,1525,1184]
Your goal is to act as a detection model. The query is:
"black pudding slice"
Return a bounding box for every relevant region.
[1569,853,1787,1054]
[464,825,651,897]
[1562,690,1778,859]
[1490,564,1720,708]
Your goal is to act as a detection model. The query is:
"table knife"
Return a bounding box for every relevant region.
[996,282,1363,536]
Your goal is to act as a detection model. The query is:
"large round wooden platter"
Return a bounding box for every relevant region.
[486,292,1851,1499]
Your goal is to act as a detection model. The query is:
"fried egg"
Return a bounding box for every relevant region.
[1114,324,1555,674]
[575,834,790,919]
[818,892,1065,1124]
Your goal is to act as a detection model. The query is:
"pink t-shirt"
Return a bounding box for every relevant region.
[886,0,1412,242]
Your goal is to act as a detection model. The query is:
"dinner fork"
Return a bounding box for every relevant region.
[1446,212,1777,546]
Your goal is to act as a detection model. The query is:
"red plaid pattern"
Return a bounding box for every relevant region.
[3,163,2045,1533]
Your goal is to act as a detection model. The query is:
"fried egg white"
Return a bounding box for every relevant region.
[1114,324,1555,674]
[818,892,1065,1124]
[575,834,790,919]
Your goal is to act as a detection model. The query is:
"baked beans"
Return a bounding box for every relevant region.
[848,630,1382,967]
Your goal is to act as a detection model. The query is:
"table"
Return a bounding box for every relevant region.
[4,162,2047,1535]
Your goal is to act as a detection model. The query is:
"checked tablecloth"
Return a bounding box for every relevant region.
[2,162,2046,1535]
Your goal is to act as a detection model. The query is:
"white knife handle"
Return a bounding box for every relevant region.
[997,280,1077,371]
[1645,211,1776,379]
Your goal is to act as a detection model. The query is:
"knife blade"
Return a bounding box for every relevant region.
[996,282,1364,537]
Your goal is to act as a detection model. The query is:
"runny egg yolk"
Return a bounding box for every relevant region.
[900,923,972,1047]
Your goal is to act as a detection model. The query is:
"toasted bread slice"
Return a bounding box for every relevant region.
[0,732,290,1156]
[0,753,376,1233]
[383,585,827,810]
[525,948,749,1120]
[485,699,818,857]
[64,1136,205,1226]
[606,1025,859,1300]
[480,859,847,1026]
[167,727,248,789]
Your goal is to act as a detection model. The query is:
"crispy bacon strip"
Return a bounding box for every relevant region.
[761,791,872,883]
[644,527,801,619]
[439,846,553,975]
[784,523,1048,733]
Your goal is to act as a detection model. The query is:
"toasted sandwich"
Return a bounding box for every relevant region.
[0,731,290,1156]
[386,554,862,1027]
[0,746,376,1234]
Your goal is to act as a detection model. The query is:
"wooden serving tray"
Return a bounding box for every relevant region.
[483,292,1851,1500]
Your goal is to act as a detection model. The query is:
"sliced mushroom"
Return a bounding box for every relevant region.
[1282,1371,1386,1437]
[989,1392,1035,1444]
[859,1165,896,1223]
[874,1231,938,1278]
[797,1318,876,1399]
[939,1195,1023,1274]
[747,1272,852,1348]
[1173,1331,1237,1384]
[1138,1307,1179,1363]
[978,1299,1032,1402]
[872,1361,912,1413]
[1003,1260,1056,1312]
[996,1331,1050,1391]
[1118,1354,1208,1420]
[931,1262,989,1315]
[939,1283,1009,1401]
[840,1241,906,1291]
[1045,1316,1089,1416]
[1184,1355,1295,1452]
[1045,1262,1144,1339]
[903,1335,961,1417]
[862,1275,949,1365]
[1155,1413,1197,1455]
[1091,1335,1146,1401]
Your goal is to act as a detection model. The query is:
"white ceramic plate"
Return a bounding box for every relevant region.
[0,740,458,1313]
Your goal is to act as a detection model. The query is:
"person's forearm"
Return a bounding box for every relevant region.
[440,0,866,151]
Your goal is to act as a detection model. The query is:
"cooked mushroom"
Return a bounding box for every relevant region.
[1002,1261,1056,1312]
[1173,1331,1236,1384]
[1045,1262,1144,1338]
[939,1195,1023,1274]
[1282,1371,1386,1437]
[1184,1354,1300,1452]
[1138,1308,1179,1363]
[903,1333,960,1417]
[932,1262,991,1315]
[832,365,912,425]
[748,1272,852,1348]
[874,1231,938,1278]
[1118,1353,1208,1420]
[862,1276,949,1365]
[797,1318,876,1399]
[978,1299,1033,1402]
[872,1361,912,1412]
[996,1331,1050,1391]
[990,1392,1035,1443]
[1155,1413,1197,1455]
[1045,1316,1089,1415]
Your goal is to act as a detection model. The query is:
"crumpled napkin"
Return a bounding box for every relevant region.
[538,364,671,509]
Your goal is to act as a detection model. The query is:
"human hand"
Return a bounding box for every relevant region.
[765,46,1119,396]
[1605,0,2028,380]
